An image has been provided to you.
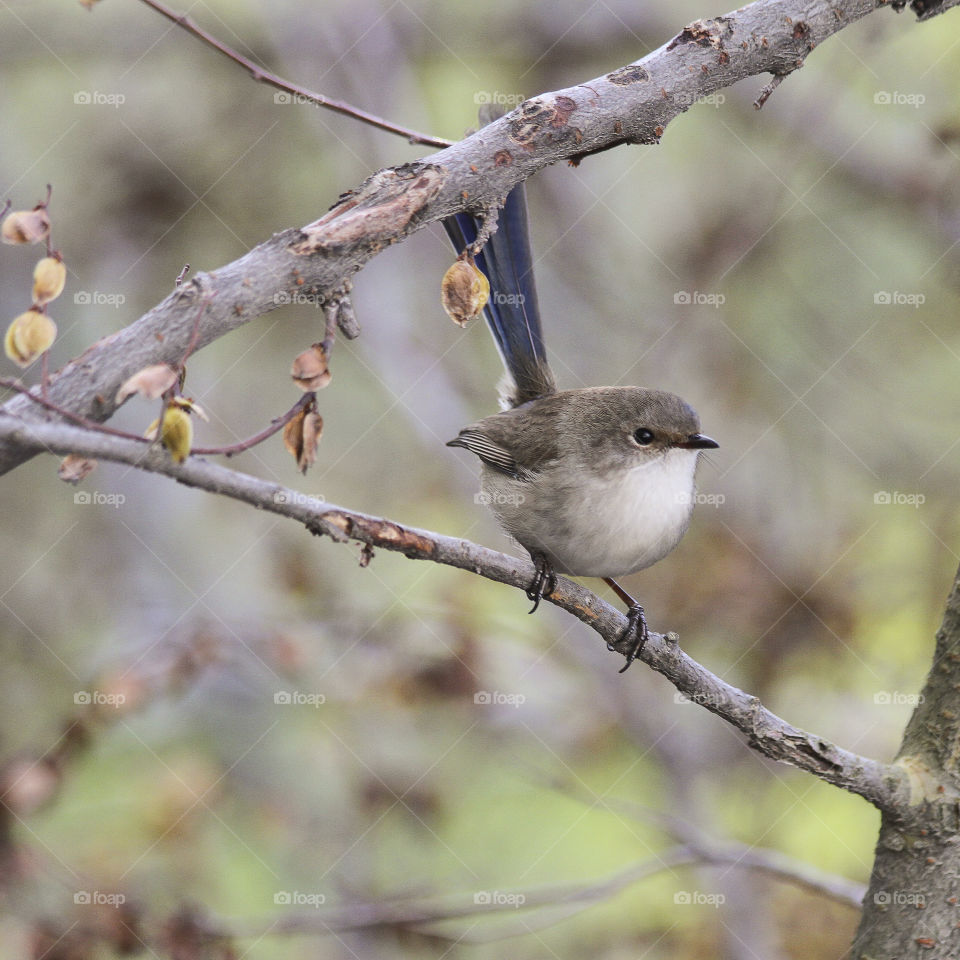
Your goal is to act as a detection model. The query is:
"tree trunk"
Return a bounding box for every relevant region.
[852,563,960,956]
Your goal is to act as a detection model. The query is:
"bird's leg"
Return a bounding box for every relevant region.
[526,552,557,614]
[603,577,649,673]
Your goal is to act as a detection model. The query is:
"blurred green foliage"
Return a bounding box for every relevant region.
[2,0,960,956]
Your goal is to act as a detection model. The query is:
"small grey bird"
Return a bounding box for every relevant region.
[444,183,716,671]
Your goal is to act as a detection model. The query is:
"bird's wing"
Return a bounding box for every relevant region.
[446,430,527,480]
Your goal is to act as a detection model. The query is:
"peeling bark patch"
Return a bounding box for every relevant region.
[896,754,947,806]
[607,64,649,84]
[552,96,577,127]
[307,514,349,543]
[666,17,732,51]
[290,166,444,254]
[794,737,843,771]
[340,513,436,558]
[792,20,811,39]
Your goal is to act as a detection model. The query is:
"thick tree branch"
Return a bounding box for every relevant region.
[0,0,956,477]
[0,417,905,812]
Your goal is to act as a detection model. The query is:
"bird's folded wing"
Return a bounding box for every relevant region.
[446,430,528,480]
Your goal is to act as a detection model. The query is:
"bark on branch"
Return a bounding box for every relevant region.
[0,0,956,477]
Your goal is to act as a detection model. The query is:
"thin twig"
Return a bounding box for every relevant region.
[206,850,696,940]
[40,184,54,257]
[177,295,211,373]
[175,263,191,287]
[192,392,315,456]
[201,838,861,944]
[754,73,785,109]
[320,299,339,356]
[0,378,149,442]
[135,0,453,148]
[40,351,49,401]
[0,378,310,461]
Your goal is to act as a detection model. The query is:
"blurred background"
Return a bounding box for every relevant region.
[1,0,959,956]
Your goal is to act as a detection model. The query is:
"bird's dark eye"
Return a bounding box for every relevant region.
[633,428,655,445]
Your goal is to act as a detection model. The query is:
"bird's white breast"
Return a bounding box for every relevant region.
[483,448,701,578]
[567,449,699,576]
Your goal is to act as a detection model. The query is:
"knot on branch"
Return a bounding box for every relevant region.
[507,95,580,152]
[606,64,650,85]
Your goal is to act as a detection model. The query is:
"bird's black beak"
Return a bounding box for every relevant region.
[676,433,719,450]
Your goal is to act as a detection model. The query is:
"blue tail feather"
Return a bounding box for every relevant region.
[443,183,556,407]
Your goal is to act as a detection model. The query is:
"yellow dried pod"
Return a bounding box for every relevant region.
[4,310,56,367]
[160,402,193,464]
[32,257,67,306]
[441,256,489,327]
[1,209,51,245]
[3,322,21,366]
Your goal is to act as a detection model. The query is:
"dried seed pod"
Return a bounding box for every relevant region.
[300,411,323,471]
[4,310,56,367]
[281,413,302,459]
[283,408,323,474]
[32,256,67,306]
[1,208,51,245]
[441,256,489,327]
[291,344,331,391]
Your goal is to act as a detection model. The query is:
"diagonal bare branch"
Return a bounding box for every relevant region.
[0,416,907,813]
[0,0,956,477]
